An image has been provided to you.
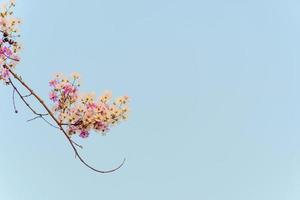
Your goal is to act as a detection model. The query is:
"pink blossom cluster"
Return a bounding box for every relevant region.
[0,0,21,83]
[0,66,9,82]
[49,73,130,138]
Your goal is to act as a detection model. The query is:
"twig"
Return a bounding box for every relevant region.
[4,54,20,62]
[22,93,32,98]
[27,115,58,128]
[27,116,83,149]
[71,140,83,149]
[8,78,48,116]
[12,88,18,113]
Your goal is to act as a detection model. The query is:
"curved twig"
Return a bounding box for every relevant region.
[12,88,18,113]
[8,78,48,116]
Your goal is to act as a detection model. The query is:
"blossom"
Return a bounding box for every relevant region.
[0,46,12,57]
[10,0,16,5]
[0,3,7,12]
[94,121,108,132]
[0,67,9,82]
[100,90,112,103]
[0,0,22,85]
[115,96,129,105]
[86,102,97,110]
[62,83,75,95]
[49,91,58,102]
[49,79,58,87]
[79,130,89,138]
[49,73,130,139]
[54,73,64,79]
[71,72,80,79]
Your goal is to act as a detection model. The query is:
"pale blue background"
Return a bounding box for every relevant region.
[0,0,300,199]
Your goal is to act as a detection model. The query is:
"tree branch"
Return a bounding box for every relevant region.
[7,68,125,173]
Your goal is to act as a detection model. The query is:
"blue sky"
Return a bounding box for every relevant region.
[0,0,300,199]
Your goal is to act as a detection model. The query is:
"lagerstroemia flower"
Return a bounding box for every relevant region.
[79,130,89,138]
[0,67,9,82]
[49,73,130,139]
[49,91,58,102]
[0,1,21,83]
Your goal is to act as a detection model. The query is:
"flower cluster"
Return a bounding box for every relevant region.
[0,0,131,141]
[0,0,21,83]
[49,73,130,138]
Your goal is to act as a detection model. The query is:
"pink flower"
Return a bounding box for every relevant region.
[49,91,58,102]
[0,46,12,57]
[49,79,58,87]
[97,102,108,113]
[68,91,78,99]
[12,55,20,62]
[1,68,9,81]
[68,126,77,134]
[63,83,75,95]
[86,102,97,110]
[95,121,108,132]
[79,130,89,138]
[47,73,130,140]
[3,46,12,57]
[2,67,9,77]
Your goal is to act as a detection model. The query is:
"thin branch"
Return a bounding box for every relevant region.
[27,116,83,149]
[8,78,48,116]
[22,93,32,98]
[4,53,20,62]
[27,115,59,128]
[27,115,41,122]
[7,68,125,173]
[71,140,83,149]
[12,88,18,113]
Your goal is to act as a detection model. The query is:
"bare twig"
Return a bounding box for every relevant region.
[26,115,83,149]
[71,140,83,149]
[22,93,32,98]
[8,78,48,117]
[27,115,58,128]
[12,88,18,113]
[27,115,41,122]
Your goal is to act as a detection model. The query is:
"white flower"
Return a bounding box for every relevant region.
[0,2,7,12]
[71,72,80,79]
[10,0,16,5]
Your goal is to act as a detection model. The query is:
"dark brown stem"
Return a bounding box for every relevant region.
[7,68,125,173]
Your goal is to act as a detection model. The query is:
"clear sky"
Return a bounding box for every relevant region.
[0,0,300,199]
